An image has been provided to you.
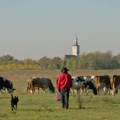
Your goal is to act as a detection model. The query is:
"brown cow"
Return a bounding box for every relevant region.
[110,75,120,95]
[95,75,111,95]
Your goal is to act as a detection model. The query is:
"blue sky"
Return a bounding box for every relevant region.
[0,0,120,60]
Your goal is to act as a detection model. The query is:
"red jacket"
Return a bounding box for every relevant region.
[57,73,72,90]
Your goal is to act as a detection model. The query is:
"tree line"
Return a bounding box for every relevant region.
[0,51,120,70]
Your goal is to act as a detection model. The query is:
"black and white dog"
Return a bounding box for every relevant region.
[11,94,19,111]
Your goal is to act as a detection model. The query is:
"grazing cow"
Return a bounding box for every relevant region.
[11,94,19,111]
[72,76,97,95]
[27,77,55,93]
[0,77,15,93]
[95,75,111,95]
[110,75,120,95]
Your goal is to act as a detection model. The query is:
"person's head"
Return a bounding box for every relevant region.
[61,67,69,73]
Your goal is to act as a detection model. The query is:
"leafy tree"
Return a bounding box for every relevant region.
[37,56,51,69]
[0,51,120,70]
[23,58,37,65]
[112,54,120,68]
[50,57,63,69]
[79,53,89,69]
[0,54,15,65]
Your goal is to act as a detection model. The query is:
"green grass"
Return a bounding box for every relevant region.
[1,91,120,120]
[0,69,120,120]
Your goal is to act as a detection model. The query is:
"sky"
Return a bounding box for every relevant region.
[0,0,120,60]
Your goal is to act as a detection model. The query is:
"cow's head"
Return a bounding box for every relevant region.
[50,86,55,93]
[8,88,16,93]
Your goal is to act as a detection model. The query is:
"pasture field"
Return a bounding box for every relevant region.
[0,69,120,120]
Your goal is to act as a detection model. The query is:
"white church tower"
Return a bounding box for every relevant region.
[72,37,80,57]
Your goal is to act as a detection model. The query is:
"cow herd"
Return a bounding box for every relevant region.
[0,75,120,96]
[72,75,120,96]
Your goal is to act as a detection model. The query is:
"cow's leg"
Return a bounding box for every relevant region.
[70,88,76,95]
[115,87,118,94]
[103,87,106,95]
[44,90,46,93]
[85,86,89,95]
[30,90,33,93]
[98,86,101,95]
[29,87,34,94]
[106,88,110,95]
[111,83,120,95]
[75,89,78,94]
[110,88,115,95]
[103,87,109,95]
[70,88,73,94]
[79,89,81,95]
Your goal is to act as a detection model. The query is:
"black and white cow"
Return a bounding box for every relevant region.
[71,76,97,95]
[0,77,15,93]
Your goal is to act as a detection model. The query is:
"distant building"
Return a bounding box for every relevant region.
[61,37,80,60]
[72,37,80,57]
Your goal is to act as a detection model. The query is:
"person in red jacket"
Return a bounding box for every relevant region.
[57,67,72,109]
